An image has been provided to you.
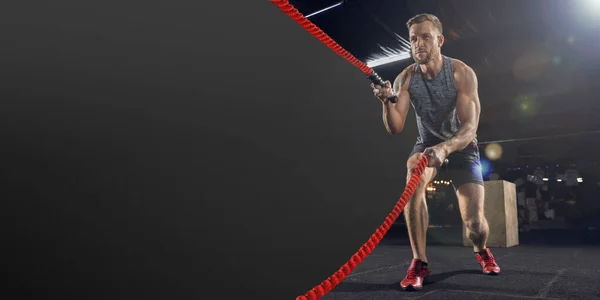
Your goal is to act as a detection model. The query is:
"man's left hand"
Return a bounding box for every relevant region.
[423,145,449,168]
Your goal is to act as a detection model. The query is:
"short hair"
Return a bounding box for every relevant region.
[406,13,443,34]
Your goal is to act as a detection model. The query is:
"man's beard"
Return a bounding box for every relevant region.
[412,48,437,65]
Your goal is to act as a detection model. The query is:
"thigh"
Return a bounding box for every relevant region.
[446,150,485,220]
[446,150,484,189]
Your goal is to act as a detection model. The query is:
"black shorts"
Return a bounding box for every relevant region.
[409,143,484,189]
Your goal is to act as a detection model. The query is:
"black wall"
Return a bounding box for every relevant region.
[0,1,419,299]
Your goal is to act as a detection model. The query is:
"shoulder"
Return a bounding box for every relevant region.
[450,58,477,89]
[393,63,416,91]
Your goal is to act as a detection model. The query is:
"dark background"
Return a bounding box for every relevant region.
[0,1,421,299]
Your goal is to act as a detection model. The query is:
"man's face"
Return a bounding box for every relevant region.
[409,21,443,64]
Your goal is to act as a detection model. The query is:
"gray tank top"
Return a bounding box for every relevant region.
[408,55,478,151]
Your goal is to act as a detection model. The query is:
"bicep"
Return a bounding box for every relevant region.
[456,68,480,126]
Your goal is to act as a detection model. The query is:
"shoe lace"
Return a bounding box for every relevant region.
[482,254,496,268]
[406,267,419,279]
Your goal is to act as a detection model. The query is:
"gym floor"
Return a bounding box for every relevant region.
[322,226,600,300]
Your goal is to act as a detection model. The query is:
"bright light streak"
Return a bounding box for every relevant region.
[366,52,412,67]
[305,2,413,68]
[366,33,412,68]
[306,2,343,18]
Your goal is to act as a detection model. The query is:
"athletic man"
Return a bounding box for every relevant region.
[371,13,501,291]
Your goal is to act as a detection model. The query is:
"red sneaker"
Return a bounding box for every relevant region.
[400,259,431,291]
[475,248,501,275]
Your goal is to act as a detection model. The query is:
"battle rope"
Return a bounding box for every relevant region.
[269,0,397,103]
[294,155,428,300]
[268,1,427,298]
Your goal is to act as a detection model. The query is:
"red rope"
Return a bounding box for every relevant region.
[268,1,429,298]
[269,0,375,77]
[294,155,428,300]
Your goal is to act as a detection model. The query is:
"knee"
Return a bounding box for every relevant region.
[464,217,486,233]
[406,169,430,190]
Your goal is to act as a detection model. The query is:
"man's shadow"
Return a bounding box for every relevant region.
[331,269,481,293]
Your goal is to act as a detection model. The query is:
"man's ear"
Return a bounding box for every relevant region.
[437,34,445,47]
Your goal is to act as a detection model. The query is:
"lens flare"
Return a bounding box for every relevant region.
[485,143,503,161]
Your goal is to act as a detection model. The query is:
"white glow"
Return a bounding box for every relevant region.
[366,52,412,67]
[485,143,503,160]
[543,178,549,181]
[366,33,412,68]
[576,0,600,19]
[587,0,600,10]
[577,177,583,182]
[557,179,562,182]
[306,2,343,18]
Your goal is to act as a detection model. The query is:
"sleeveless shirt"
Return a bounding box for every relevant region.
[408,55,478,152]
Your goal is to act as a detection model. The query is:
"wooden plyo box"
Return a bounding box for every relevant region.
[462,180,519,248]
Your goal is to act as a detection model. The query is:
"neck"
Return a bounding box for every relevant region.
[418,53,444,79]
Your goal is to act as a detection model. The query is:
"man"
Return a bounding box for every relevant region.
[371,13,501,291]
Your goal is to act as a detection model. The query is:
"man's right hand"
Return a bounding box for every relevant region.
[371,81,396,103]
